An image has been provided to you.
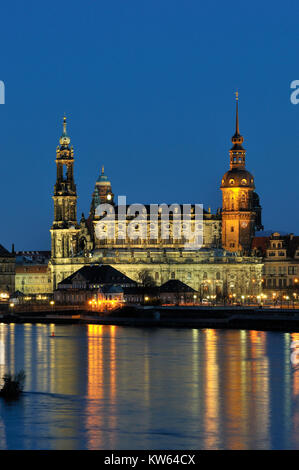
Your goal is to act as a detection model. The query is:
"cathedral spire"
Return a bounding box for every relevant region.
[63,115,67,135]
[59,115,70,147]
[231,91,244,151]
[235,91,239,135]
[220,93,258,254]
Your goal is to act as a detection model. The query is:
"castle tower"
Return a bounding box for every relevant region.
[220,93,256,253]
[50,116,79,259]
[95,166,114,204]
[90,166,114,217]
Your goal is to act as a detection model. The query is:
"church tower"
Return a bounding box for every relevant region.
[89,166,114,217]
[50,117,79,259]
[220,93,256,253]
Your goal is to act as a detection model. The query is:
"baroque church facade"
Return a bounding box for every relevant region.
[49,98,263,299]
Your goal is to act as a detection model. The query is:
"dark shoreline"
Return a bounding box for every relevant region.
[1,306,299,333]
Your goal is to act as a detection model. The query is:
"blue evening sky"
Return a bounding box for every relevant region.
[0,0,298,250]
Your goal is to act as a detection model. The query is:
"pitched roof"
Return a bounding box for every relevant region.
[252,234,299,258]
[159,279,196,293]
[0,244,13,257]
[252,236,269,255]
[58,264,137,287]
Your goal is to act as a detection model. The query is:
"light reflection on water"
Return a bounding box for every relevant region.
[0,323,298,449]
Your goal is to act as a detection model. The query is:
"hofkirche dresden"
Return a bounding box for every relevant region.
[49,95,264,297]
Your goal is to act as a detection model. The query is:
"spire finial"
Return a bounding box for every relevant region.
[102,165,104,174]
[235,91,239,135]
[63,115,67,135]
[59,115,70,146]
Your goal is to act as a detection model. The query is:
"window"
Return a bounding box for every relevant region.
[289,266,298,275]
[231,227,234,232]
[279,266,286,274]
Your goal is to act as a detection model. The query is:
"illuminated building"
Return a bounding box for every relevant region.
[221,92,263,253]
[0,244,15,295]
[54,264,136,304]
[15,251,52,295]
[253,232,299,299]
[49,103,263,299]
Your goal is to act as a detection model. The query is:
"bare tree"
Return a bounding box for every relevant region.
[138,269,156,287]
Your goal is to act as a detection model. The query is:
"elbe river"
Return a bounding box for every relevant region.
[0,323,298,450]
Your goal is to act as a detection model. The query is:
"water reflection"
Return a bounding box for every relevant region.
[0,324,298,449]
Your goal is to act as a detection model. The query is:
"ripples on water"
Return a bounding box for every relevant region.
[0,323,299,449]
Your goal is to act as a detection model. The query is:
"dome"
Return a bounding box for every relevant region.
[96,166,111,186]
[221,168,255,189]
[59,116,70,147]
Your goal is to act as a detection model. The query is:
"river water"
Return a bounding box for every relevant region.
[0,323,298,449]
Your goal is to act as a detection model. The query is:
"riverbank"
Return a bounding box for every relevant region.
[1,305,299,332]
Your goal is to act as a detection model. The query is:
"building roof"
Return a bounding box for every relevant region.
[111,204,216,217]
[252,234,299,258]
[10,290,25,298]
[221,168,254,189]
[0,244,14,258]
[252,236,269,255]
[16,265,49,274]
[58,264,137,287]
[16,251,51,265]
[159,279,196,293]
[100,284,124,294]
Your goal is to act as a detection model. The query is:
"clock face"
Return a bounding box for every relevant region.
[241,221,248,228]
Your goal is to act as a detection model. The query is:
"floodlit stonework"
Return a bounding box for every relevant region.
[49,103,264,298]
